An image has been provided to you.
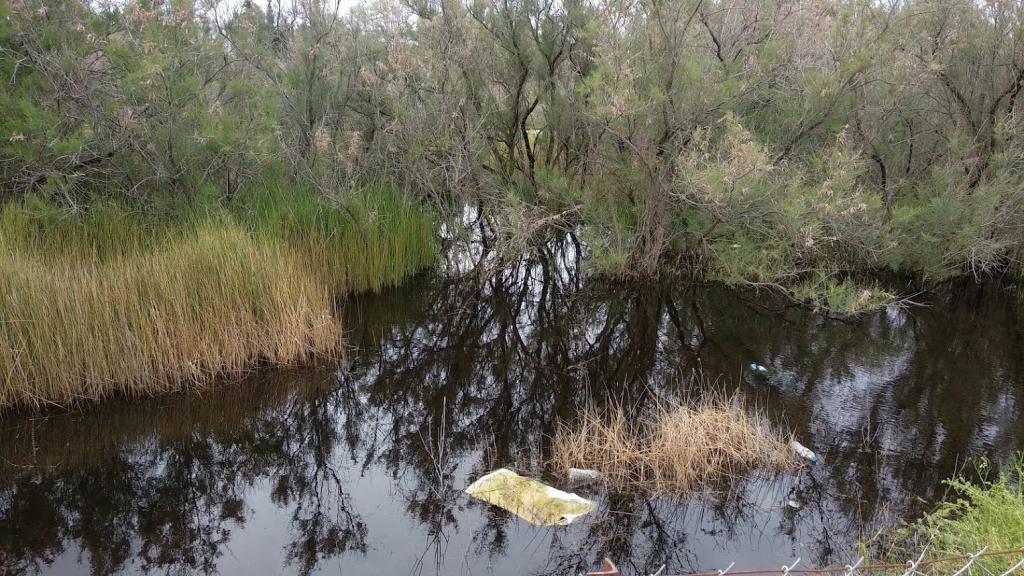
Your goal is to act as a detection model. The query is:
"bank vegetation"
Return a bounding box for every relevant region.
[3,0,1024,403]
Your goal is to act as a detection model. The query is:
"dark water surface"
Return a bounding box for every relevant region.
[3,249,1024,575]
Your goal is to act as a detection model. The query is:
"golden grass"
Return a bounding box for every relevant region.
[0,224,342,408]
[552,398,798,495]
[0,184,438,410]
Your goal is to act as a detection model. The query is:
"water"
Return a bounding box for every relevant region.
[2,247,1024,575]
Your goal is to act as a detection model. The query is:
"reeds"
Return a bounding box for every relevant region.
[0,224,339,407]
[552,397,798,495]
[0,185,437,409]
[234,183,438,292]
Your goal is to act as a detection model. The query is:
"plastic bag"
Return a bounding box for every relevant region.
[465,468,596,526]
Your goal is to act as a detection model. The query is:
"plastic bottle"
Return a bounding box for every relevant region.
[790,440,819,464]
[749,363,770,376]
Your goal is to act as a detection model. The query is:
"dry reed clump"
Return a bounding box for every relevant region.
[0,224,341,408]
[552,399,799,495]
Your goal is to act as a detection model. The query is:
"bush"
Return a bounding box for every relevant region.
[898,455,1024,574]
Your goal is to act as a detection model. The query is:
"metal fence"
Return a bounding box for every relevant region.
[588,548,1024,576]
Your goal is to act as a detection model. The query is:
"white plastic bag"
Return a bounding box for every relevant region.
[465,468,596,526]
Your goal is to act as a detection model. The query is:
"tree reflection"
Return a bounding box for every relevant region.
[0,376,368,575]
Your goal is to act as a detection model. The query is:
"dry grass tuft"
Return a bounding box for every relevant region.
[552,397,799,495]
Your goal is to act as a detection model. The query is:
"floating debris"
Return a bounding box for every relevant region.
[465,468,595,526]
[787,499,802,510]
[567,468,602,487]
[749,363,770,377]
[790,440,819,464]
[586,558,619,576]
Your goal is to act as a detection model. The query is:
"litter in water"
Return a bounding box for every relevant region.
[567,467,602,487]
[790,440,819,464]
[787,499,802,510]
[586,558,620,576]
[749,363,770,377]
[465,468,596,526]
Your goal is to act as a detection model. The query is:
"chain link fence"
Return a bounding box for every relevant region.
[588,548,1024,576]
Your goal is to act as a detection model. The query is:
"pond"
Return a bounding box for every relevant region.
[2,242,1024,575]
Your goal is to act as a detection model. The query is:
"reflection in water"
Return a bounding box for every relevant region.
[2,244,1024,575]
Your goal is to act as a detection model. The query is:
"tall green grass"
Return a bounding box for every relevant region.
[233,183,438,292]
[0,184,437,409]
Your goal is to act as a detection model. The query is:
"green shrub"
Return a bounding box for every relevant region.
[788,274,894,316]
[902,455,1024,574]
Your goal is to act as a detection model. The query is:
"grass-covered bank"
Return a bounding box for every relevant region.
[0,185,437,409]
[882,456,1024,572]
[8,0,1024,318]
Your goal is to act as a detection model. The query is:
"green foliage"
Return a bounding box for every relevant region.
[706,238,795,286]
[233,180,439,292]
[0,182,437,291]
[576,175,642,277]
[899,456,1024,574]
[0,0,84,196]
[663,116,892,309]
[3,0,1024,314]
[788,274,893,316]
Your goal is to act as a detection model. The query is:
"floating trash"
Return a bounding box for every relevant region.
[567,468,601,487]
[790,440,819,464]
[586,558,620,576]
[787,499,802,510]
[749,363,770,377]
[465,468,596,526]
